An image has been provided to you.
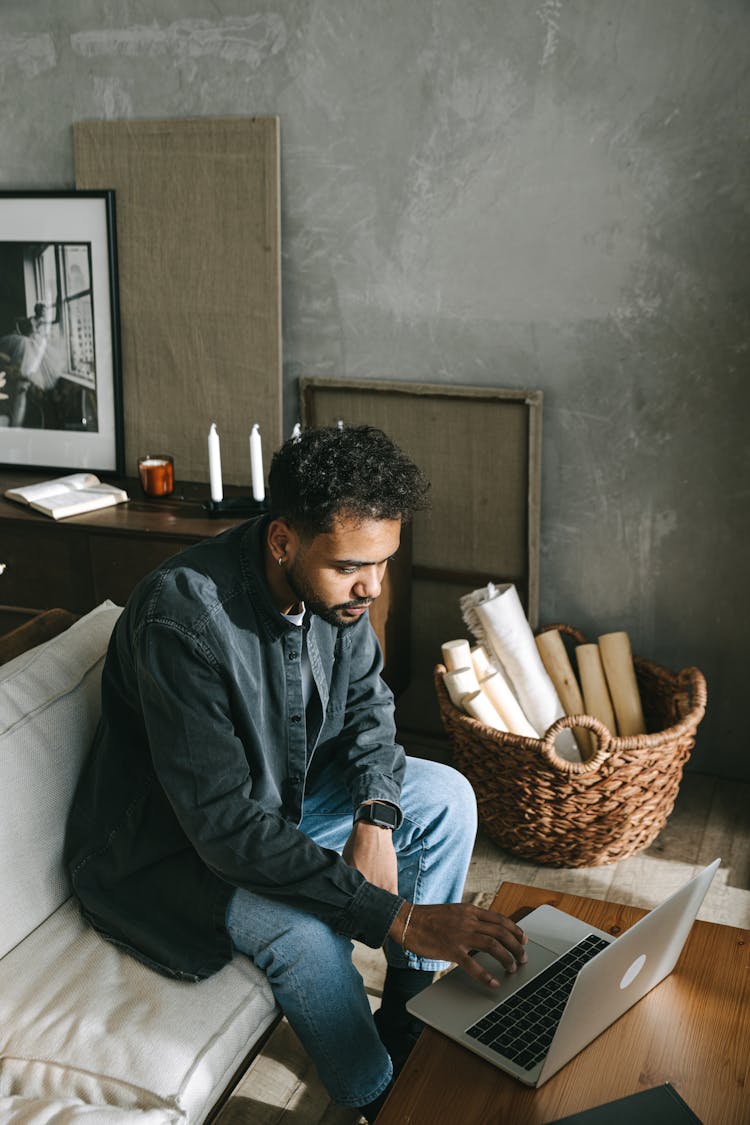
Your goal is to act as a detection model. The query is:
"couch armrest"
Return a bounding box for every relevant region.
[0,608,80,666]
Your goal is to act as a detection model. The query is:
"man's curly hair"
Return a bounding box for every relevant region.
[268,424,430,538]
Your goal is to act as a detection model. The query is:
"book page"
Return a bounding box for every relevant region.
[5,473,100,504]
[29,487,127,520]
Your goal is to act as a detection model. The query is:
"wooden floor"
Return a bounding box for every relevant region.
[216,770,750,1125]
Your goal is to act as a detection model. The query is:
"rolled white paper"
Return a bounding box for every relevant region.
[470,645,495,680]
[441,639,473,672]
[461,690,507,732]
[208,422,223,502]
[479,671,538,739]
[471,645,535,735]
[250,424,265,502]
[461,583,579,760]
[442,665,481,708]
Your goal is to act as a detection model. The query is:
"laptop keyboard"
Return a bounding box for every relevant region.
[465,933,610,1071]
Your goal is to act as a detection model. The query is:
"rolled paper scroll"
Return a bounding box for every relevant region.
[576,643,618,737]
[471,644,537,735]
[479,671,538,739]
[442,665,481,708]
[470,644,495,680]
[461,690,507,732]
[441,638,473,672]
[535,630,595,759]
[460,583,579,760]
[598,631,646,736]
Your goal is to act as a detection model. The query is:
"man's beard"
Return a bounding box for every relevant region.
[284,559,371,629]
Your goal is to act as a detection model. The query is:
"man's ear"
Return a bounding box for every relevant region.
[266,518,298,563]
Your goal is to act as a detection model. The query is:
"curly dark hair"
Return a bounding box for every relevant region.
[268,424,430,538]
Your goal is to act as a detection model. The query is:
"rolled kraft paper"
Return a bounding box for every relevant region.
[535,630,596,758]
[576,643,618,737]
[461,690,507,732]
[442,665,481,709]
[598,631,646,736]
[479,671,538,739]
[441,639,473,672]
[471,585,578,758]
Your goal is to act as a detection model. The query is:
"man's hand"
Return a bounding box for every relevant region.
[342,822,399,895]
[389,901,528,987]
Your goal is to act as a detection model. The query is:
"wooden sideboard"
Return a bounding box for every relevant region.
[0,469,410,692]
[0,471,245,614]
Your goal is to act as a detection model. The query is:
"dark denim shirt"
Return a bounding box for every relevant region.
[64,517,405,980]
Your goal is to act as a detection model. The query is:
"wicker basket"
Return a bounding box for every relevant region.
[435,625,707,867]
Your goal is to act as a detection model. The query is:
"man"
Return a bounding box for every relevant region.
[65,424,527,1121]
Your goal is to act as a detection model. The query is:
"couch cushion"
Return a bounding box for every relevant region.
[0,1095,178,1124]
[0,899,278,1124]
[0,601,122,958]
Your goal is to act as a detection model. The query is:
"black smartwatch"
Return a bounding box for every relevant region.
[354,800,399,830]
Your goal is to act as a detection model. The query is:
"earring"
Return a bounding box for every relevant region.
[278,555,285,566]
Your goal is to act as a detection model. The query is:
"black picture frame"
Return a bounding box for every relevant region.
[0,189,124,475]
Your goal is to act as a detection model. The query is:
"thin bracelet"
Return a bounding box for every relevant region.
[401,901,416,953]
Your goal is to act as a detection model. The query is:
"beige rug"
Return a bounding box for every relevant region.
[467,850,750,927]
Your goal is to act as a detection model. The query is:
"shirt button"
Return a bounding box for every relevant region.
[290,714,302,724]
[288,651,298,661]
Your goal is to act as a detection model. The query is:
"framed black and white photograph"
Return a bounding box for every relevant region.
[0,190,123,474]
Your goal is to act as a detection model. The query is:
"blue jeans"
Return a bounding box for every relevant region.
[225,755,477,1107]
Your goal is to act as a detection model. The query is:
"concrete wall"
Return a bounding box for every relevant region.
[2,1,748,778]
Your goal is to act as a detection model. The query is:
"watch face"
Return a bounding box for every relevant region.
[359,801,398,829]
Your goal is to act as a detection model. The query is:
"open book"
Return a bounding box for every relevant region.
[4,473,129,520]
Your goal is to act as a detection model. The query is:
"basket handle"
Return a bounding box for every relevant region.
[540,713,613,774]
[536,623,588,646]
[678,666,708,714]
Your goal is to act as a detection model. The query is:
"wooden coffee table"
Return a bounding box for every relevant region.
[377,881,749,1125]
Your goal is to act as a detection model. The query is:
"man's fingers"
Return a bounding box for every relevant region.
[472,905,528,946]
[471,911,528,968]
[457,934,527,986]
[467,932,526,974]
[391,903,529,976]
[458,950,502,988]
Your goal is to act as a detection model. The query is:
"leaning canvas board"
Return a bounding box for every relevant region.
[300,378,542,741]
[75,117,282,486]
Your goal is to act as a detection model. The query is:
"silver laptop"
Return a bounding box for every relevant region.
[407,859,720,1087]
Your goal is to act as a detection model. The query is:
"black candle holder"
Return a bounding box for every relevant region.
[203,495,269,518]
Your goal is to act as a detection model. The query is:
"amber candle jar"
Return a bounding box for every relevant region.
[138,454,175,497]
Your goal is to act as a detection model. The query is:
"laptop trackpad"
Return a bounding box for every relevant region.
[408,939,559,1031]
[473,939,559,993]
[461,902,601,1003]
[520,904,605,955]
[409,905,602,1027]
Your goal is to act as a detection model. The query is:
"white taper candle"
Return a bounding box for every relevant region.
[208,422,223,502]
[250,424,265,502]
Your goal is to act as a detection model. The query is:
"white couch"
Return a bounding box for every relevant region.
[0,602,279,1125]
